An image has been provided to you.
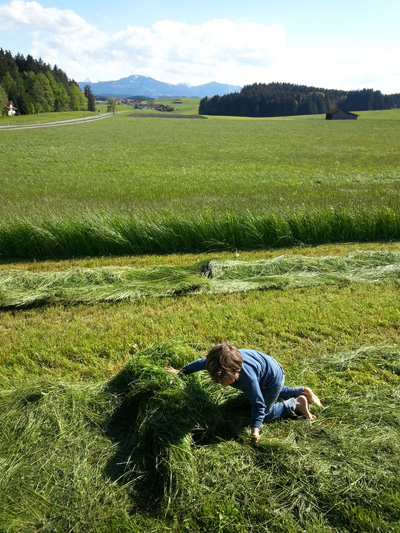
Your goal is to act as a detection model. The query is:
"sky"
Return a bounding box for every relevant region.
[0,0,399,93]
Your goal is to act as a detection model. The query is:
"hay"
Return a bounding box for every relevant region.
[1,342,399,530]
[1,251,399,308]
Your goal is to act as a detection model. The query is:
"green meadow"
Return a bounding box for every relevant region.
[0,109,101,127]
[1,109,400,531]
[1,108,400,259]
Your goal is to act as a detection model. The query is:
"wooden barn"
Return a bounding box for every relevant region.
[326,108,359,120]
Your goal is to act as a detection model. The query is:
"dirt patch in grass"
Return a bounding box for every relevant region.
[126,113,206,119]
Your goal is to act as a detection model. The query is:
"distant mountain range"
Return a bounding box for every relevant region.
[77,75,241,99]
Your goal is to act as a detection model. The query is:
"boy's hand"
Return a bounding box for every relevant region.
[251,427,260,443]
[164,366,180,375]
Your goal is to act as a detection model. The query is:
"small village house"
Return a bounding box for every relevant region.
[4,101,17,116]
[326,108,359,120]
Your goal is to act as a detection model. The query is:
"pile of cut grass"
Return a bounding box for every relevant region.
[1,250,399,308]
[1,209,400,260]
[1,342,399,532]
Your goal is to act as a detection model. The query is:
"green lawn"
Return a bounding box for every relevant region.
[2,110,399,216]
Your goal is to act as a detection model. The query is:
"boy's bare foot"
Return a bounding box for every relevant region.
[303,387,323,408]
[295,395,316,420]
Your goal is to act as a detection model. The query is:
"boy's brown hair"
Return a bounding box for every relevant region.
[206,344,243,385]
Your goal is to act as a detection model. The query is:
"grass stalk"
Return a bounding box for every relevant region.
[1,208,400,261]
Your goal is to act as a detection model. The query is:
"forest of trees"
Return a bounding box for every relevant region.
[0,49,95,115]
[199,82,400,117]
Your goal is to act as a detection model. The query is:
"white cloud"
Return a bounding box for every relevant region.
[0,0,95,34]
[105,19,286,83]
[0,0,107,78]
[274,47,400,94]
[0,1,286,83]
[0,0,399,92]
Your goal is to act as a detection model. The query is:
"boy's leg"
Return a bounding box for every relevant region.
[279,386,304,401]
[262,371,300,422]
[263,398,297,421]
[262,382,300,422]
[262,382,288,422]
[263,386,320,422]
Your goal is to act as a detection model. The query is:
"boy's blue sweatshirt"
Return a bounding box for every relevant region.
[181,349,283,429]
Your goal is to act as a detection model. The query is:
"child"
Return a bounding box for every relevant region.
[165,343,323,443]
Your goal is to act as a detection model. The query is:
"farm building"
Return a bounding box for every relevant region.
[4,101,17,116]
[326,108,359,120]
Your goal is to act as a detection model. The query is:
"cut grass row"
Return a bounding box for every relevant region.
[1,250,399,308]
[1,244,399,387]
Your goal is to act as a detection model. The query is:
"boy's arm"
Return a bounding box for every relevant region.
[239,379,266,442]
[181,358,207,375]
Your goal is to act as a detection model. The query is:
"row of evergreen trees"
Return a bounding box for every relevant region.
[199,82,400,117]
[0,49,96,115]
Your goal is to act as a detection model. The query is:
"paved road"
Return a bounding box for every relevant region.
[0,113,115,131]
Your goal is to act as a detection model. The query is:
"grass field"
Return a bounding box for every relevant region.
[1,109,400,531]
[0,110,102,127]
[0,109,399,259]
[1,242,400,531]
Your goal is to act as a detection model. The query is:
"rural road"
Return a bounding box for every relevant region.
[0,112,115,131]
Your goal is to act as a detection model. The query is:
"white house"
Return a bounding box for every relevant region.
[5,101,17,116]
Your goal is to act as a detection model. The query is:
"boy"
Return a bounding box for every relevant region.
[165,343,323,443]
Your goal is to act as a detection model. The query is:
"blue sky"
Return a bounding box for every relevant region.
[0,0,399,92]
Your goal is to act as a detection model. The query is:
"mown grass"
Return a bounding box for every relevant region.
[1,243,400,531]
[1,250,399,308]
[1,244,399,386]
[0,111,399,259]
[1,341,399,532]
[1,240,398,271]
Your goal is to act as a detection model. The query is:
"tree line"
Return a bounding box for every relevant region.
[199,82,400,117]
[0,49,96,115]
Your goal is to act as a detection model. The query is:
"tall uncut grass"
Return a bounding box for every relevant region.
[1,342,399,532]
[1,208,400,260]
